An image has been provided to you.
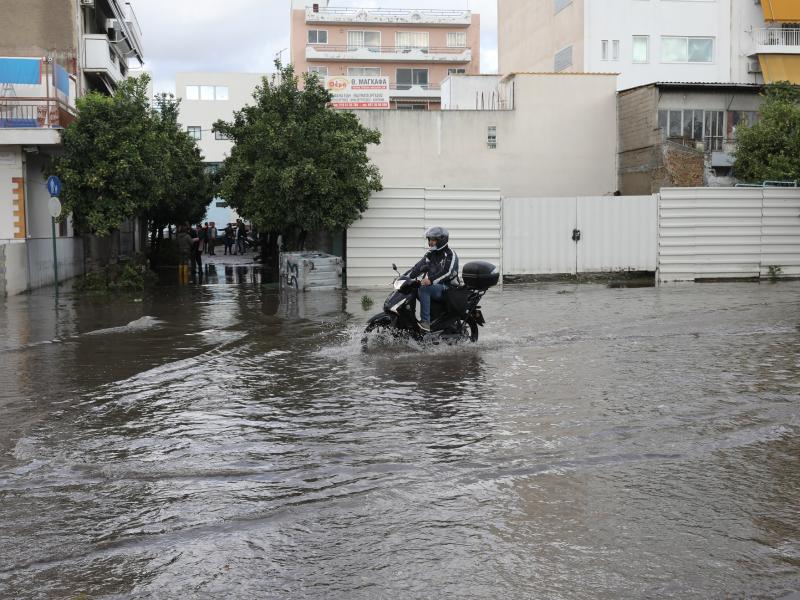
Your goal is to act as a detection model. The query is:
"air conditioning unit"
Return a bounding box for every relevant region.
[80,0,94,6]
[748,59,762,74]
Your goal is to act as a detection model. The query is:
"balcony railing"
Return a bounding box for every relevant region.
[306,44,471,63]
[306,6,471,26]
[0,98,76,129]
[389,83,441,91]
[754,27,800,47]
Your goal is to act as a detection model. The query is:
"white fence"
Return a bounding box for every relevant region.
[346,187,501,289]
[503,195,657,274]
[658,187,800,282]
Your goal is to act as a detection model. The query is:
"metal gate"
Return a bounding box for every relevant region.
[346,187,502,289]
[503,195,657,275]
[657,187,800,282]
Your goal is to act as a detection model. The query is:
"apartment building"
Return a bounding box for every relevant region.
[290,0,481,110]
[175,72,268,225]
[497,0,800,90]
[0,0,143,295]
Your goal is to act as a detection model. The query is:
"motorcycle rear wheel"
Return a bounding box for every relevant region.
[463,318,479,343]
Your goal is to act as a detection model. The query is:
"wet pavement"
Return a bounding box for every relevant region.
[1,268,799,599]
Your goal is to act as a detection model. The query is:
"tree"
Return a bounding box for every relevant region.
[734,82,800,183]
[214,62,382,275]
[55,75,163,236]
[145,93,212,248]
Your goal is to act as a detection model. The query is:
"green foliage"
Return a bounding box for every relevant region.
[733,82,800,183]
[75,258,155,293]
[767,265,783,282]
[360,295,374,310]
[214,62,383,243]
[54,75,212,237]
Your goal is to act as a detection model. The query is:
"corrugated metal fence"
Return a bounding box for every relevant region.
[346,187,501,289]
[658,187,800,282]
[503,195,657,275]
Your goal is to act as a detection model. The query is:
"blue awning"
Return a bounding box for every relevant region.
[0,57,42,85]
[54,63,70,95]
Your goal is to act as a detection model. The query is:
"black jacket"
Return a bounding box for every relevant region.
[409,245,460,286]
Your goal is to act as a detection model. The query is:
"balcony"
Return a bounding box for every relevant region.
[306,45,471,63]
[83,34,125,85]
[305,7,471,27]
[389,83,441,100]
[753,28,800,55]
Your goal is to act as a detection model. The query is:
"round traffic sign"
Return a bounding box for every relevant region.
[48,196,62,218]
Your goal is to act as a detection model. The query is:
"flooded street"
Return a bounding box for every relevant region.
[1,271,799,599]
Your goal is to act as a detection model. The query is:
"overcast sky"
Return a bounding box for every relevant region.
[130,0,498,95]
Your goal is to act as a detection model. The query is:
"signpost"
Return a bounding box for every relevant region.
[46,175,61,294]
[324,76,390,110]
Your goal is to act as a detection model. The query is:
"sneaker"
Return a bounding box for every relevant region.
[419,321,431,332]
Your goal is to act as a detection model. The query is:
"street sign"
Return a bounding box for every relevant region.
[48,196,62,218]
[46,175,62,197]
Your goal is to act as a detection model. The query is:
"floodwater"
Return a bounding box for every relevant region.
[1,266,799,599]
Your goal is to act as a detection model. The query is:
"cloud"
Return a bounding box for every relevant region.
[131,0,498,92]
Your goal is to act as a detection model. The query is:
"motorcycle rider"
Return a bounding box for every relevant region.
[408,226,460,331]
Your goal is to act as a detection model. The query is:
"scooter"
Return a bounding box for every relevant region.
[361,260,499,346]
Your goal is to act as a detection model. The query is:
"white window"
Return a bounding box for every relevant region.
[487,126,497,149]
[554,46,573,71]
[347,67,381,76]
[348,30,381,49]
[612,40,620,60]
[662,36,714,63]
[554,0,572,13]
[185,85,227,101]
[448,68,466,75]
[447,32,467,48]
[396,68,428,89]
[187,126,201,140]
[632,36,649,63]
[308,29,328,44]
[214,131,232,141]
[396,31,429,49]
[601,40,609,60]
[308,65,328,76]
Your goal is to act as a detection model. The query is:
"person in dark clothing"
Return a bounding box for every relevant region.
[223,223,234,255]
[189,224,202,280]
[408,226,460,331]
[236,219,247,255]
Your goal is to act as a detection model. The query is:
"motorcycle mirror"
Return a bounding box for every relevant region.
[392,263,397,271]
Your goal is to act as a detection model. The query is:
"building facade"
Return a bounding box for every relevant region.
[0,0,143,295]
[618,82,764,195]
[498,0,800,90]
[175,72,268,225]
[354,73,618,198]
[290,0,481,110]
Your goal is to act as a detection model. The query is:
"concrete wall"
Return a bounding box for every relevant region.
[498,0,585,74]
[0,0,77,57]
[441,75,508,110]
[0,146,24,242]
[355,73,617,198]
[618,86,660,195]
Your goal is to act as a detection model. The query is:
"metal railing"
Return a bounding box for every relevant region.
[0,98,75,128]
[754,28,800,46]
[307,7,471,21]
[308,44,470,56]
[389,83,441,91]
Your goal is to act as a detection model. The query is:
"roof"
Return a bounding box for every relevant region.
[620,81,765,93]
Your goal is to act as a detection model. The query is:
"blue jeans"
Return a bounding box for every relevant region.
[417,283,445,323]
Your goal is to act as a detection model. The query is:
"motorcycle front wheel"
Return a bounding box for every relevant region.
[361,313,393,348]
[462,318,479,343]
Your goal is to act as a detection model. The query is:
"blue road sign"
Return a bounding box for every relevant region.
[46,175,62,197]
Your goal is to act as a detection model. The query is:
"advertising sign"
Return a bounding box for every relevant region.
[325,76,390,109]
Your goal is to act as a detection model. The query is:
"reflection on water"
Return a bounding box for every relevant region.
[0,279,799,599]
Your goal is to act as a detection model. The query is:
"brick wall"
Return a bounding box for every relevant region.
[618,85,660,195]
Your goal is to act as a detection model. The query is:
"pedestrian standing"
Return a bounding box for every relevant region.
[200,222,209,254]
[224,223,234,255]
[236,219,247,255]
[208,222,217,255]
[176,224,193,284]
[190,224,202,281]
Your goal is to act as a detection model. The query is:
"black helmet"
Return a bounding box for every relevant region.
[425,226,449,250]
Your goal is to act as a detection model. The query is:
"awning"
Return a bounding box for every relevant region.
[760,0,800,22]
[758,54,800,84]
